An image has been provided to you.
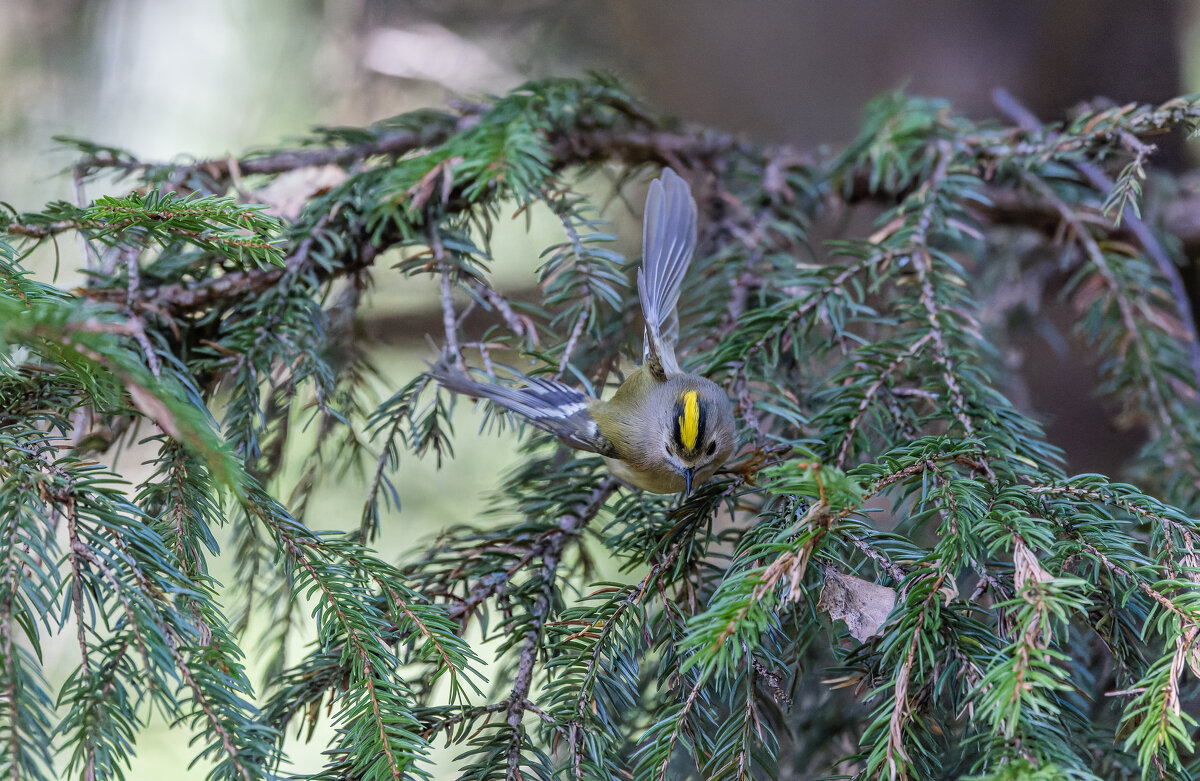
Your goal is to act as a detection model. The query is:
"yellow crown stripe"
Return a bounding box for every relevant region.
[679,390,700,451]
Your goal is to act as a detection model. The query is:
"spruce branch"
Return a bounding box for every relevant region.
[991,87,1200,395]
[901,146,976,437]
[503,478,618,779]
[0,450,59,781]
[59,111,475,187]
[833,333,934,469]
[9,75,1200,780]
[879,570,943,781]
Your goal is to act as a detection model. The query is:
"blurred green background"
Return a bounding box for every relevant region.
[3,1,1197,776]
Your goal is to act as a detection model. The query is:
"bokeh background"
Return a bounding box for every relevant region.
[2,1,1196,777]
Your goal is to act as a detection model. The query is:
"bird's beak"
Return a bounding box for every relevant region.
[682,467,696,497]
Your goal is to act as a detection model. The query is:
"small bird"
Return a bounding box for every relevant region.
[432,168,736,495]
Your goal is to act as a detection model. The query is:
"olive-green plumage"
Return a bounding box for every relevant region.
[432,168,737,494]
[589,371,734,494]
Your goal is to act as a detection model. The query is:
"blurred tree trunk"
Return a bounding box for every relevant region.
[605,0,1183,153]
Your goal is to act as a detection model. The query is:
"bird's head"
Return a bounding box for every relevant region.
[661,380,736,495]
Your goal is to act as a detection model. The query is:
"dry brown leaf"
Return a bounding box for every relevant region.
[818,569,896,642]
[254,165,349,221]
[126,381,180,440]
[1013,539,1053,592]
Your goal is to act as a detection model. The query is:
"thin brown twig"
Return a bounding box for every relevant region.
[1078,157,1200,389]
[75,117,482,185]
[504,478,618,780]
[439,265,465,371]
[653,673,709,781]
[833,333,934,469]
[885,572,945,780]
[904,143,975,437]
[475,283,536,346]
[556,308,589,380]
[1028,173,1187,455]
[841,531,908,584]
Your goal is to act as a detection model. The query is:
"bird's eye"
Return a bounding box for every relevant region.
[705,441,717,457]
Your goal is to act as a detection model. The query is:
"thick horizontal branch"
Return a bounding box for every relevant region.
[58,104,1200,323]
[83,251,286,312]
[75,123,743,317]
[3,219,83,239]
[73,110,481,186]
[548,126,748,169]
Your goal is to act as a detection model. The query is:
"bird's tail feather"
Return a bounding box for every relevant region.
[637,167,697,378]
[428,360,613,455]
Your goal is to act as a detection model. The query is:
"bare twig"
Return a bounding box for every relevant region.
[74,117,481,186]
[1028,174,1183,445]
[504,478,618,780]
[556,308,589,380]
[475,283,537,347]
[120,248,162,378]
[841,531,908,584]
[439,266,465,371]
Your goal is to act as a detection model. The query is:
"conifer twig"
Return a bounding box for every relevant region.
[503,478,617,779]
[992,87,1200,391]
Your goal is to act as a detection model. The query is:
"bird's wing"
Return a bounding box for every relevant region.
[637,167,697,380]
[430,362,616,456]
